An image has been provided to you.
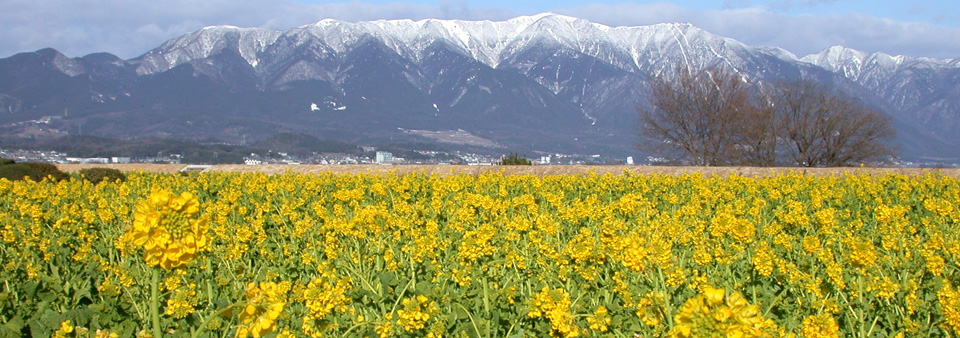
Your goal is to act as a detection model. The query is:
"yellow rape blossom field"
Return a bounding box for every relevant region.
[1,169,959,337]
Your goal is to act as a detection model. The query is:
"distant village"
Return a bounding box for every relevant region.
[0,147,632,166]
[1,115,637,166]
[7,114,958,168]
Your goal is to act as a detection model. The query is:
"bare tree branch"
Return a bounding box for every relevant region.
[771,79,895,167]
[638,66,758,166]
[639,68,896,167]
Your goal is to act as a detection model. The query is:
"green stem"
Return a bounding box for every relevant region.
[205,259,214,307]
[338,321,372,338]
[656,267,675,329]
[482,275,491,338]
[120,285,146,320]
[454,303,483,338]
[152,268,162,338]
[190,302,243,338]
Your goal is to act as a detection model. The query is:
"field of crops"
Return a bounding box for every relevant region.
[1,170,958,337]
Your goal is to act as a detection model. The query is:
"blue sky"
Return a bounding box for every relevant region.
[316,0,959,27]
[1,0,958,60]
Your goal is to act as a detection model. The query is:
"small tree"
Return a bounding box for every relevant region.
[638,65,760,166]
[499,153,532,165]
[0,164,37,181]
[22,162,69,182]
[771,80,895,166]
[78,167,127,184]
[0,159,69,182]
[638,65,897,167]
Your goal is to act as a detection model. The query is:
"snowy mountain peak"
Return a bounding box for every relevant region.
[132,13,957,85]
[801,45,871,70]
[800,45,958,78]
[136,25,281,74]
[5,13,960,162]
[507,12,582,25]
[200,25,243,31]
[131,14,790,79]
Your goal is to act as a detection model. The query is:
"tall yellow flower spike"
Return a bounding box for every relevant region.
[124,190,209,270]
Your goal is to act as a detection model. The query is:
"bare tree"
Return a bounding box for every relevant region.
[638,66,758,166]
[771,79,895,166]
[738,103,778,166]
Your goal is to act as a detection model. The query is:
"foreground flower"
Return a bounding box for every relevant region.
[669,286,776,338]
[801,313,839,338]
[939,282,960,335]
[53,320,73,338]
[123,190,209,269]
[528,287,579,338]
[397,295,439,332]
[237,282,286,338]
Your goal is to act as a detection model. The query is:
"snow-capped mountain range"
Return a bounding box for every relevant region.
[2,13,959,161]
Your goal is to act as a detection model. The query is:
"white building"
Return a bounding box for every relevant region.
[66,157,109,164]
[375,151,393,165]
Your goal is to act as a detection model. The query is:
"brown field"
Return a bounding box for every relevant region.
[56,163,960,178]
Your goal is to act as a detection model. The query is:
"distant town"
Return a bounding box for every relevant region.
[0,147,635,166]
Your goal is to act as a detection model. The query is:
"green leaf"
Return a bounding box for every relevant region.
[379,271,398,287]
[415,281,435,297]
[1,316,25,335]
[454,306,469,319]
[22,281,39,297]
[38,290,57,303]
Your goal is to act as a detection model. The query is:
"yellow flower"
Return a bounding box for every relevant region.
[637,291,667,327]
[586,305,611,332]
[845,237,877,269]
[61,320,74,333]
[751,243,775,277]
[704,286,725,306]
[95,329,121,338]
[397,295,438,332]
[165,298,195,318]
[939,282,960,335]
[528,287,579,338]
[801,236,820,255]
[123,190,209,270]
[668,286,774,338]
[236,282,286,338]
[801,313,839,338]
[303,276,352,322]
[375,315,395,338]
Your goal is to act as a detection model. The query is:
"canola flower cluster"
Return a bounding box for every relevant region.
[0,170,958,337]
[119,190,209,270]
[668,286,775,338]
[236,282,287,338]
[528,287,579,337]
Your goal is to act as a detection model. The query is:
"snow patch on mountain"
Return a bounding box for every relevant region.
[52,51,86,77]
[135,25,280,75]
[138,13,754,74]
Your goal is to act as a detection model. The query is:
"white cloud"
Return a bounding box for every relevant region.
[0,0,957,60]
[0,0,521,58]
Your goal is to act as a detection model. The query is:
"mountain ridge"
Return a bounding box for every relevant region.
[1,14,959,163]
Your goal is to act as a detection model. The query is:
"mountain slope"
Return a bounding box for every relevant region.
[1,14,958,162]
